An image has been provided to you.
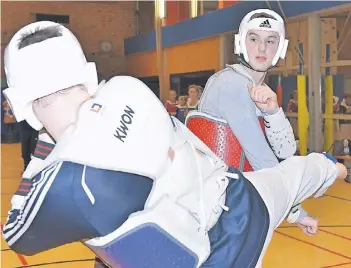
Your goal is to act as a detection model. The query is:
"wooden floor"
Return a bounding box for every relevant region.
[1,143,351,268]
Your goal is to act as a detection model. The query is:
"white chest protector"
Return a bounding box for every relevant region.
[30,76,237,267]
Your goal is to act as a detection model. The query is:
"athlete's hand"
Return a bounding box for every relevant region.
[296,216,319,236]
[248,84,279,114]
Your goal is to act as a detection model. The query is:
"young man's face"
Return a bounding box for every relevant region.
[245,29,280,72]
[188,87,199,101]
[32,85,90,133]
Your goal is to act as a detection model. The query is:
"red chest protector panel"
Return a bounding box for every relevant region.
[185,111,266,172]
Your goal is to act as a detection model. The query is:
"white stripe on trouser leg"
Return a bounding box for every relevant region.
[81,165,95,205]
[4,164,58,234]
[5,163,62,245]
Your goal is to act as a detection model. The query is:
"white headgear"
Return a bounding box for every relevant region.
[3,21,98,130]
[234,9,289,67]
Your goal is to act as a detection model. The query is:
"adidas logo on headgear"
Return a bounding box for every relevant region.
[259,20,271,28]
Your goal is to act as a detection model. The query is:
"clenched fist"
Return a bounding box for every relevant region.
[248,84,279,114]
[297,216,319,236]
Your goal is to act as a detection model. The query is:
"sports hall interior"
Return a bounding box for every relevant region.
[1,1,351,267]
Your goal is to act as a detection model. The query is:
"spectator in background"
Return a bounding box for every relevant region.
[198,86,203,99]
[340,93,351,124]
[175,95,188,123]
[2,100,16,124]
[340,93,351,114]
[286,90,298,113]
[286,90,298,139]
[333,96,340,113]
[19,121,38,171]
[187,85,201,111]
[164,89,178,116]
[2,100,38,171]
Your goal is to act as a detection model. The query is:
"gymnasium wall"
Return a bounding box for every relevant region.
[166,36,220,75]
[127,51,159,78]
[336,16,351,78]
[275,17,340,76]
[126,36,220,93]
[124,1,348,95]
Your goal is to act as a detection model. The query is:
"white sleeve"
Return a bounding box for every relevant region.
[286,204,308,224]
[263,108,297,159]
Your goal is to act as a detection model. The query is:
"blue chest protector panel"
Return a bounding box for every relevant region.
[91,223,199,268]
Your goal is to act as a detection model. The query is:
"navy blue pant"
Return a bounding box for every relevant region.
[202,167,269,268]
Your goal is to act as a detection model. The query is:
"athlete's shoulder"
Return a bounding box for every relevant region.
[97,76,156,100]
[90,76,164,114]
[213,64,249,80]
[206,65,250,92]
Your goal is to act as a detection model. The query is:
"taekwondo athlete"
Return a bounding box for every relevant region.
[186,8,315,233]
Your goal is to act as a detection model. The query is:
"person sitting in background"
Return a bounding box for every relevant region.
[286,90,298,139]
[175,95,188,123]
[333,96,340,113]
[18,121,39,171]
[340,93,351,124]
[198,86,203,99]
[164,89,178,116]
[3,99,39,170]
[341,93,351,112]
[187,85,201,111]
[2,100,16,124]
[286,90,298,113]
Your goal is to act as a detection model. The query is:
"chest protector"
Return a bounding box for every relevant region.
[32,76,236,268]
[185,111,266,172]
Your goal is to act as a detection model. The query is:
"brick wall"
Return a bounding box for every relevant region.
[1,1,154,83]
[137,1,155,35]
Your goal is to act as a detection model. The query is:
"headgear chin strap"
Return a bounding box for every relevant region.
[3,21,99,130]
[234,9,289,72]
[237,54,268,73]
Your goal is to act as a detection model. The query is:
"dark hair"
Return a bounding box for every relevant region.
[250,12,277,21]
[18,25,62,49]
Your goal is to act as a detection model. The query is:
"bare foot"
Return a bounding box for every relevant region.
[336,162,347,180]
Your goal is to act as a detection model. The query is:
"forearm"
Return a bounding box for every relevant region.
[263,108,297,159]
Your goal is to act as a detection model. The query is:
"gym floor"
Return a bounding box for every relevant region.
[1,143,351,268]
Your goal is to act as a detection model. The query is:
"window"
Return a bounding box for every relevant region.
[36,14,70,24]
